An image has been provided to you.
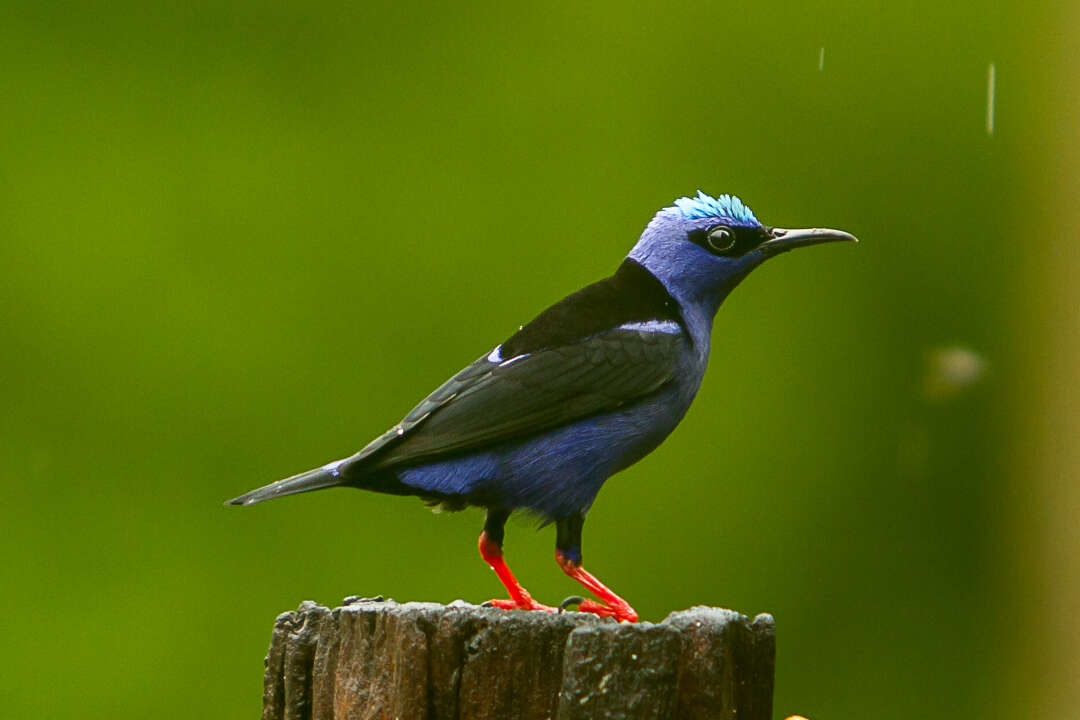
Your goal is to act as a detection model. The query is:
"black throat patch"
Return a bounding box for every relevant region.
[500,258,685,358]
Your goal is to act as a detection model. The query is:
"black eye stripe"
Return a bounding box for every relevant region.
[688,224,769,257]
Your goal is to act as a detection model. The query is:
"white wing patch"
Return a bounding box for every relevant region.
[488,321,676,369]
[321,458,347,478]
[499,353,530,368]
[487,344,531,367]
[617,319,682,334]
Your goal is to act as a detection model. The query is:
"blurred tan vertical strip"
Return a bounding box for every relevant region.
[1010,3,1080,717]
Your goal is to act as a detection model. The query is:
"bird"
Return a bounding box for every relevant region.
[226,191,856,622]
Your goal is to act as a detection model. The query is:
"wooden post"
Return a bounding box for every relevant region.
[261,597,775,720]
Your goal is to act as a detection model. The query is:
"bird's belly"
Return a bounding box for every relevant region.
[396,378,698,520]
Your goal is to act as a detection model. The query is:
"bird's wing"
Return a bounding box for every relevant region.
[346,326,684,471]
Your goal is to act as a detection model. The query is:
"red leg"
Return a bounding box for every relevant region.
[479,530,555,613]
[556,551,639,622]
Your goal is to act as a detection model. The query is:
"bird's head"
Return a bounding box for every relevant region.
[628,191,857,316]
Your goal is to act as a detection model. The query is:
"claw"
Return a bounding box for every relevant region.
[561,597,637,622]
[555,552,639,622]
[555,596,636,622]
[557,595,586,613]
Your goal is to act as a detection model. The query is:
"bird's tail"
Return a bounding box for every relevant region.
[224,464,346,507]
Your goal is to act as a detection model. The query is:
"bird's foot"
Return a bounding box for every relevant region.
[558,596,638,623]
[482,597,557,613]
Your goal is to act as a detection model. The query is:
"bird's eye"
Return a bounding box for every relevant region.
[706,226,736,253]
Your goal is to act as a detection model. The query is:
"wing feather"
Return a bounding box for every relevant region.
[346,328,683,472]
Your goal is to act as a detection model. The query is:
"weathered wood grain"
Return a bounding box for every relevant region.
[260,598,774,720]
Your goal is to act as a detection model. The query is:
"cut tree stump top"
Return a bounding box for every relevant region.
[261,597,775,720]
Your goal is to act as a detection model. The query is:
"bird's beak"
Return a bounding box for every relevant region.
[757,227,858,256]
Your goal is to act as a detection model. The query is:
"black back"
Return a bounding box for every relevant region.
[500,259,685,358]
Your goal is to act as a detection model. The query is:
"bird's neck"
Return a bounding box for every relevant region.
[626,259,747,351]
[675,283,741,360]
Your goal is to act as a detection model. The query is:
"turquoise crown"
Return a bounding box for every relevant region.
[673,190,758,226]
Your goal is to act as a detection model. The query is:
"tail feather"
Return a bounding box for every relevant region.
[225,465,345,507]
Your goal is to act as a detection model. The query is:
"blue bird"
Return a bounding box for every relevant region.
[226,191,856,622]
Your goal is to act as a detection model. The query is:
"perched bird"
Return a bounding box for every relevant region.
[226,191,856,622]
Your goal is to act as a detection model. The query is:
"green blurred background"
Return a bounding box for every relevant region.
[4,1,1078,718]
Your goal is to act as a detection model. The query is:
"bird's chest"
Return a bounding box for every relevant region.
[567,340,707,471]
